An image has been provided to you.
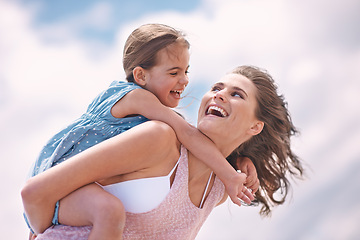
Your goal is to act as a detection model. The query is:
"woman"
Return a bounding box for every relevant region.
[22,65,303,239]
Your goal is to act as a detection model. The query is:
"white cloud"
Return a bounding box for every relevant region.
[0,1,124,107]
[1,0,360,239]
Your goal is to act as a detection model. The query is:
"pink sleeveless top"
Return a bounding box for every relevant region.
[35,146,225,240]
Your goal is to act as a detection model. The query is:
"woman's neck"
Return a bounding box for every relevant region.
[187,151,213,182]
[207,133,247,158]
[187,151,217,208]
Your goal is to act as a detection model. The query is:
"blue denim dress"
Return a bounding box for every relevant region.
[30,81,148,176]
[25,80,148,231]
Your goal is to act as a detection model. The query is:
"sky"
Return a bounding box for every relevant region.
[1,0,360,239]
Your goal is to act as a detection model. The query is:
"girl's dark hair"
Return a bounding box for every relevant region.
[123,23,189,82]
[227,65,304,216]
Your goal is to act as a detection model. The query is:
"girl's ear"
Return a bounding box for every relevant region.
[248,121,264,136]
[133,66,146,86]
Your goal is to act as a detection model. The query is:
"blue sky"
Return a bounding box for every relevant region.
[1,0,360,239]
[19,0,200,44]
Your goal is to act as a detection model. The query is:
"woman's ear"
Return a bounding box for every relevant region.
[248,121,264,136]
[133,66,146,86]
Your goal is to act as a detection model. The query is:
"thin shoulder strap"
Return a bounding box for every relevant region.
[199,171,213,209]
[167,160,180,177]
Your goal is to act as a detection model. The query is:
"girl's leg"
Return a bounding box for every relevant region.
[58,183,125,240]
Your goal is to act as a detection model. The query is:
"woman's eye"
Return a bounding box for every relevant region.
[211,86,221,92]
[232,92,244,99]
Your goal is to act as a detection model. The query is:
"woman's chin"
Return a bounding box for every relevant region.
[198,114,224,127]
[197,119,222,139]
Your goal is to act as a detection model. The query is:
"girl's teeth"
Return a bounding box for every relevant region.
[172,90,182,95]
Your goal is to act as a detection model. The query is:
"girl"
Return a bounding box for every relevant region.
[23,24,255,239]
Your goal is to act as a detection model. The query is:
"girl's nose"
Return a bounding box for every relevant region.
[180,74,189,87]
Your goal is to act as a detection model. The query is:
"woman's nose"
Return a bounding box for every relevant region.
[214,91,226,102]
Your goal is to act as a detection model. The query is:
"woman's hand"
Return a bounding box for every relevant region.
[236,156,260,194]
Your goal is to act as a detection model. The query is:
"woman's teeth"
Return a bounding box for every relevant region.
[207,106,228,117]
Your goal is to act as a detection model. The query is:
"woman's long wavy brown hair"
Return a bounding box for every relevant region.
[227,65,304,216]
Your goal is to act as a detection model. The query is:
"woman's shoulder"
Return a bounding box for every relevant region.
[119,120,181,180]
[141,121,181,177]
[131,120,180,158]
[142,120,179,149]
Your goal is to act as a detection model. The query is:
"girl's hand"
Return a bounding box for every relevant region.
[236,156,260,194]
[223,171,254,206]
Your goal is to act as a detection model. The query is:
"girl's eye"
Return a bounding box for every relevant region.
[171,71,189,76]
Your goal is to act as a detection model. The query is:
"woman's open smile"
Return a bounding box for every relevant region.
[206,104,229,117]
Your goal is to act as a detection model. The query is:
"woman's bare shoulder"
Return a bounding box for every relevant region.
[130,120,180,165]
[99,121,180,184]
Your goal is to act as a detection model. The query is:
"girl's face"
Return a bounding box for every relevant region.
[143,43,190,108]
[197,73,263,156]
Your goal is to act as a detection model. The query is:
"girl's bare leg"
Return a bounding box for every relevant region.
[58,183,125,240]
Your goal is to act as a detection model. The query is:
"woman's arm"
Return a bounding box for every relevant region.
[113,88,247,206]
[21,121,178,232]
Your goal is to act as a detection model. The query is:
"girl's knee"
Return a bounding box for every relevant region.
[93,193,125,225]
[76,187,125,239]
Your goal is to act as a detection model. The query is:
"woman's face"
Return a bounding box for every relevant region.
[197,73,262,155]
